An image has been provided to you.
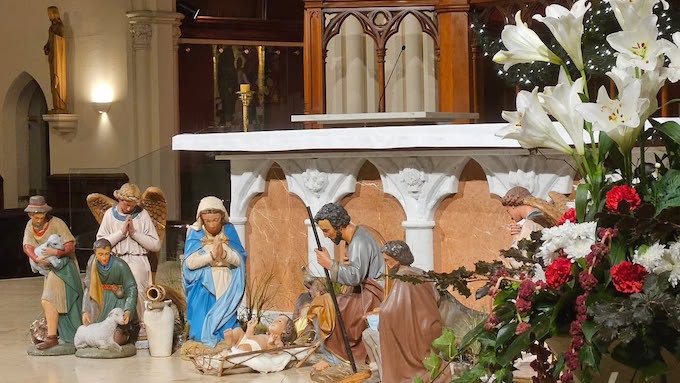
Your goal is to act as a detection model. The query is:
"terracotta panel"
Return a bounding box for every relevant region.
[435,159,512,312]
[340,161,406,245]
[245,164,308,312]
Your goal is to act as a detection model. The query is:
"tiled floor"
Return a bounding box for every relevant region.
[1,277,316,383]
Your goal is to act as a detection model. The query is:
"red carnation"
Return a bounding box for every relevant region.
[558,208,577,225]
[545,257,573,289]
[611,261,647,294]
[605,185,641,212]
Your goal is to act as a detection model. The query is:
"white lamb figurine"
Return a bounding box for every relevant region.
[30,234,65,276]
[74,308,127,351]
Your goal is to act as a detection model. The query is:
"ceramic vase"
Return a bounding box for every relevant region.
[144,300,174,357]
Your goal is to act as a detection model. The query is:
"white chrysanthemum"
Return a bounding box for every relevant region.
[532,263,546,283]
[633,242,667,271]
[536,221,597,265]
[634,242,680,287]
[668,242,680,259]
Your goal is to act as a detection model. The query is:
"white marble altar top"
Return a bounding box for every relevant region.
[172,118,678,157]
[290,111,479,125]
[173,122,525,154]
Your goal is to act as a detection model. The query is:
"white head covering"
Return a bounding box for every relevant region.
[190,196,229,230]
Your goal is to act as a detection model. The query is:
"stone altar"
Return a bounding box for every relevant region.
[173,122,576,278]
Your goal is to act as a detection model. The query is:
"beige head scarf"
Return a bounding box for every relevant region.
[190,196,229,230]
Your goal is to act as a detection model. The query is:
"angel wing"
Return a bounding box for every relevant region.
[524,192,573,227]
[86,193,116,225]
[140,186,167,243]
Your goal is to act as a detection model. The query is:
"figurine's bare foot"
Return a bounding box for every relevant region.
[223,329,234,347]
[312,360,331,371]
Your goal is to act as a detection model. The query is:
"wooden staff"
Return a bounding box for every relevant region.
[306,206,357,373]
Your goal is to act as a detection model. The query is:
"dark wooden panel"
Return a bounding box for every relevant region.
[188,0,262,18]
[180,17,303,42]
[179,44,215,133]
[0,175,3,210]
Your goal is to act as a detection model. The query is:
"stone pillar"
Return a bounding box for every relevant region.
[127,5,183,220]
[403,220,435,270]
[229,216,248,246]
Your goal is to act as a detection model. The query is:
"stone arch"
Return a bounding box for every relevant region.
[1,71,49,208]
[340,159,406,244]
[245,161,307,312]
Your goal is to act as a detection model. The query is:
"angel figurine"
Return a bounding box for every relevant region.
[86,183,166,338]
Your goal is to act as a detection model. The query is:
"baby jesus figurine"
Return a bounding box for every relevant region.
[223,315,297,353]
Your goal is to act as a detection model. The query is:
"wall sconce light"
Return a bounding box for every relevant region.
[92,102,112,114]
[177,1,200,19]
[92,84,113,114]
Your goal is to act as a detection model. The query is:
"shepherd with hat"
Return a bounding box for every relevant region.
[22,196,83,353]
[95,183,160,337]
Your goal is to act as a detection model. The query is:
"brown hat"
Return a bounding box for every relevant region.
[113,183,142,202]
[24,195,53,213]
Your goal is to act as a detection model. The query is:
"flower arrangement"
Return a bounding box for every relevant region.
[421,1,680,382]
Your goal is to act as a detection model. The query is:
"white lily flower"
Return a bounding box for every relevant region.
[607,15,674,72]
[576,81,650,154]
[541,70,586,155]
[497,89,573,154]
[666,32,680,83]
[607,65,666,121]
[533,0,591,71]
[605,0,668,30]
[493,11,563,70]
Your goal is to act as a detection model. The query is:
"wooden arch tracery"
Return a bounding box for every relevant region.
[321,7,440,113]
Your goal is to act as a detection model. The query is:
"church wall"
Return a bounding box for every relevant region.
[0,1,133,177]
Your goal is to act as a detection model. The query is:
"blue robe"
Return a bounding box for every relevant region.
[183,223,246,347]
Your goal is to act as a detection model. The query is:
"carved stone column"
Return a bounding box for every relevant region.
[372,156,469,270]
[126,8,183,219]
[278,158,364,277]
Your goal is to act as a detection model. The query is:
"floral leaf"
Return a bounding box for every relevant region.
[496,322,518,349]
[652,169,680,214]
[497,331,531,366]
[579,344,598,368]
[458,319,489,352]
[476,285,491,299]
[582,320,598,342]
[413,377,424,383]
[650,120,680,146]
[424,350,442,382]
[432,328,458,359]
[576,183,590,222]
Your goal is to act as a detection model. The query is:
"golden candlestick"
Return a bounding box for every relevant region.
[237,83,253,132]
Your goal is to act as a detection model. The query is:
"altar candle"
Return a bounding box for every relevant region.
[240,83,251,93]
